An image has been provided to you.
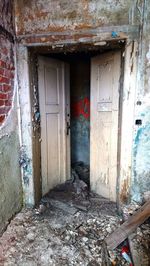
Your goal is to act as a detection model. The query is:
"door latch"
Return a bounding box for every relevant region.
[66,121,70,135]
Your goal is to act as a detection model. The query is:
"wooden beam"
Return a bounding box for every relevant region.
[16,25,139,46]
[105,199,150,250]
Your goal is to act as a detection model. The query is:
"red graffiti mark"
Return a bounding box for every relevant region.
[72,97,90,119]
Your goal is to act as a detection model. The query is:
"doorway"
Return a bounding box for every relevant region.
[38,50,121,202]
[70,55,90,188]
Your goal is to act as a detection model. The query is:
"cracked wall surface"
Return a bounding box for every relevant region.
[15,0,135,35]
[131,1,150,202]
[14,0,150,205]
[0,0,22,234]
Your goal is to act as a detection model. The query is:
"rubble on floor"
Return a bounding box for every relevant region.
[106,199,150,250]
[123,203,150,266]
[72,161,90,187]
[0,179,131,266]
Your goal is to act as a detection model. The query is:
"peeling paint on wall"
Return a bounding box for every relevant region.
[14,0,150,206]
[19,146,31,186]
[131,1,150,203]
[132,95,150,202]
[15,0,133,36]
[146,45,150,63]
[17,45,35,206]
[0,0,22,234]
[0,0,14,34]
[32,84,40,133]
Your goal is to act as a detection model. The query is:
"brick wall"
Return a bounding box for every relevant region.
[0,34,14,125]
[0,36,14,125]
[0,0,15,126]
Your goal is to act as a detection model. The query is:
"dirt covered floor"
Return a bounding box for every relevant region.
[0,179,131,266]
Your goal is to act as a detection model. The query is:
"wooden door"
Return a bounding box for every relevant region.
[90,52,121,201]
[38,57,70,195]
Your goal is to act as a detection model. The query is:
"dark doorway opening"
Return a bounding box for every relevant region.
[70,55,90,187]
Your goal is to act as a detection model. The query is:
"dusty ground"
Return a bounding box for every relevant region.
[0,181,130,266]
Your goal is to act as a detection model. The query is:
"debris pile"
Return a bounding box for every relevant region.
[123,202,150,266]
[72,161,90,187]
[130,221,150,265]
[0,180,130,266]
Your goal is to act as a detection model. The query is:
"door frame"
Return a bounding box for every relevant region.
[16,39,138,206]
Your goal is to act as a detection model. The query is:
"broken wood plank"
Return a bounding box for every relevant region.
[105,199,150,250]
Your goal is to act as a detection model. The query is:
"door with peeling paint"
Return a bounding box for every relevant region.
[90,52,121,201]
[38,57,70,195]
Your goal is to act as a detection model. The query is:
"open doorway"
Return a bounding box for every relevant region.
[70,54,90,188]
[37,48,122,202]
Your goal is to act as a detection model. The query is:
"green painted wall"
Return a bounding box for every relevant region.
[0,128,22,233]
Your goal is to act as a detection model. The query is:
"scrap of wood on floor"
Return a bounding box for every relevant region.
[105,199,150,250]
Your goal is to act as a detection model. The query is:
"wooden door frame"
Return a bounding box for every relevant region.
[16,39,138,207]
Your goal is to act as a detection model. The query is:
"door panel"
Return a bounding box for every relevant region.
[47,113,60,185]
[45,67,59,104]
[90,52,121,201]
[38,57,70,195]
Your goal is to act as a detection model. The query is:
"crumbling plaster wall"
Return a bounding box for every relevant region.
[15,0,138,35]
[131,0,150,202]
[14,0,150,204]
[0,0,22,233]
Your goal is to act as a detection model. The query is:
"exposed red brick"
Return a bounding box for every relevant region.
[0,76,10,84]
[7,91,13,99]
[0,115,5,123]
[0,100,4,106]
[0,93,8,100]
[2,47,8,55]
[4,69,12,79]
[0,34,14,123]
[5,100,12,106]
[10,71,14,79]
[2,84,11,92]
[0,68,4,76]
[8,63,15,71]
[0,60,6,68]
